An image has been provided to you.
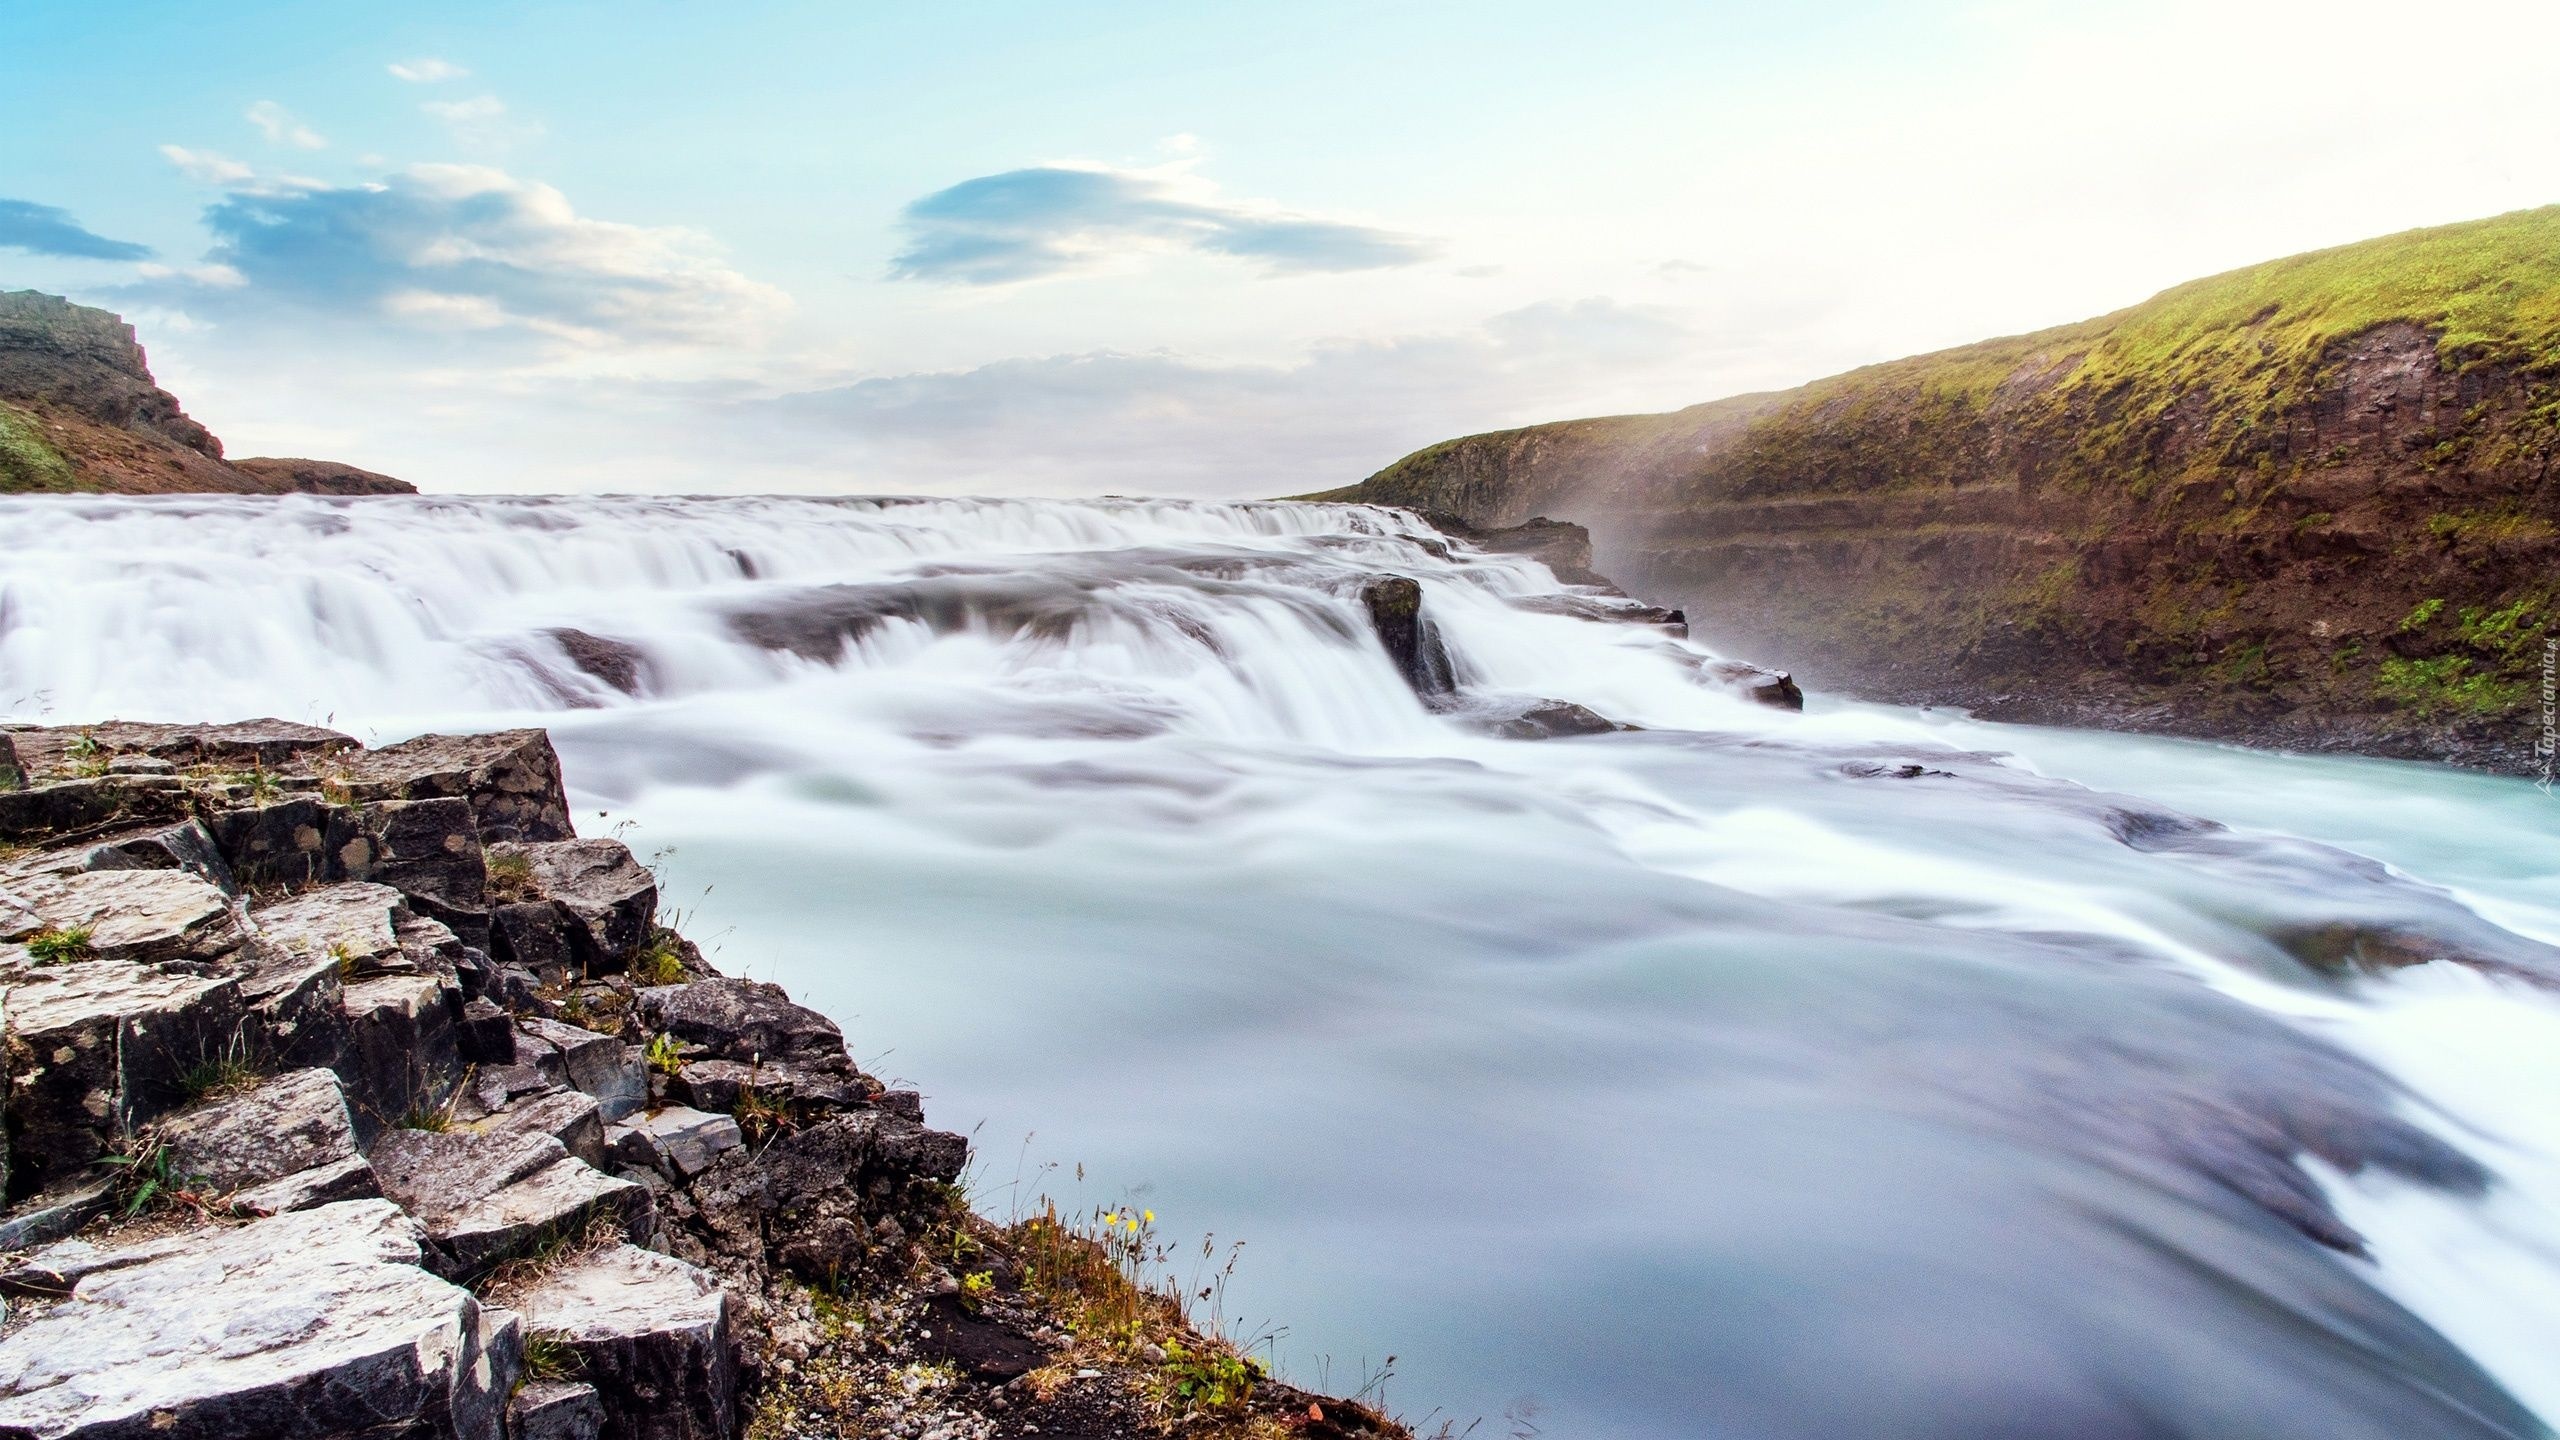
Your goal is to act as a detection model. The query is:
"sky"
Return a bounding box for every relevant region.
[6,0,2560,497]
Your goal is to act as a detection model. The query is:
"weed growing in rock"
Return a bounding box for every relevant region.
[734,1085,793,1142]
[399,1089,463,1133]
[645,1031,686,1077]
[485,849,535,901]
[178,1031,262,1101]
[26,925,95,965]
[100,1140,215,1219]
[327,940,359,980]
[630,926,686,987]
[520,1333,583,1382]
[957,1268,995,1313]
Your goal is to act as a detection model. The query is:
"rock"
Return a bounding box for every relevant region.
[1421,513,1610,585]
[690,1111,966,1285]
[4,962,243,1194]
[1358,576,1457,696]
[673,1056,872,1117]
[1487,699,1631,740]
[513,1245,736,1440]
[0,868,243,964]
[37,817,239,894]
[251,881,407,975]
[230,456,418,495]
[486,1089,609,1169]
[521,1019,647,1122]
[0,720,355,776]
[510,1379,607,1440]
[610,1106,743,1180]
[457,997,515,1064]
[493,900,581,982]
[546,630,652,697]
[1507,591,1688,634]
[333,973,463,1142]
[0,776,193,847]
[338,730,575,845]
[1702,660,1805,710]
[638,977,844,1065]
[371,1128,648,1279]
[330,797,488,944]
[199,796,338,891]
[915,1292,1047,1383]
[492,840,657,973]
[0,1180,116,1254]
[233,1155,380,1216]
[101,755,172,777]
[0,1200,519,1440]
[0,736,21,792]
[155,1067,362,1196]
[0,1231,196,1298]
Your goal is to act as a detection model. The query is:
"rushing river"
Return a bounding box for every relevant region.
[6,493,2558,1439]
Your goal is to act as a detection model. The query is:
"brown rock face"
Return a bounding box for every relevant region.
[0,290,416,495]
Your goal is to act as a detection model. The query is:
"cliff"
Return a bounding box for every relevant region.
[0,720,1399,1440]
[1322,207,2560,771]
[0,291,415,496]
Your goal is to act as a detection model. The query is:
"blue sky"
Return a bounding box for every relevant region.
[7,0,2559,495]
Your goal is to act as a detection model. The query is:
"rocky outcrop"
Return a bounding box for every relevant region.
[0,719,1408,1440]
[0,291,418,496]
[1323,207,2560,772]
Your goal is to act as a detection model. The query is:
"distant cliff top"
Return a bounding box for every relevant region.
[1317,205,2560,772]
[0,290,415,496]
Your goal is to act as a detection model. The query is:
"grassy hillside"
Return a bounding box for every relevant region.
[1330,207,2560,771]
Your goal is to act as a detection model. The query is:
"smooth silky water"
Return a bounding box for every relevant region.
[6,493,2557,1439]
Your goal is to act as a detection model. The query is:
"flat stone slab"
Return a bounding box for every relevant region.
[520,1019,646,1122]
[483,1089,607,1169]
[638,977,844,1064]
[610,1105,743,1180]
[0,1200,518,1440]
[157,1067,362,1195]
[514,1244,734,1440]
[372,1128,647,1279]
[6,963,243,1190]
[251,882,408,975]
[490,840,656,973]
[509,1379,605,1440]
[340,730,574,845]
[0,868,242,964]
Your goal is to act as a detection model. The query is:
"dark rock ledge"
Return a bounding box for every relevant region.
[0,719,1406,1440]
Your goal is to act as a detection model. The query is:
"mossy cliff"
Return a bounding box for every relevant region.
[0,290,414,496]
[1320,206,2560,770]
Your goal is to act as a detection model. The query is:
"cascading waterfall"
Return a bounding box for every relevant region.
[7,492,2560,1439]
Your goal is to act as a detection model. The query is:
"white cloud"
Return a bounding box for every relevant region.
[892,160,1440,285]
[158,145,256,186]
[422,94,540,149]
[388,57,469,83]
[137,162,789,353]
[245,101,326,150]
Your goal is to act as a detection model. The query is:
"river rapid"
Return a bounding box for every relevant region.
[5,492,2557,1439]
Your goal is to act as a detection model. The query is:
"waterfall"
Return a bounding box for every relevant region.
[7,491,2558,1439]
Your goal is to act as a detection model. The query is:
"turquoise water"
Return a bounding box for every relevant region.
[7,492,2555,1438]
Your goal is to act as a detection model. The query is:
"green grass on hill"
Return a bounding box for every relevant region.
[0,403,76,493]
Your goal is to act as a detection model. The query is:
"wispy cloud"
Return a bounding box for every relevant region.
[751,298,1697,495]
[892,162,1439,285]
[0,198,153,261]
[157,145,257,187]
[388,57,469,83]
[246,100,326,150]
[137,163,786,350]
[422,94,538,149]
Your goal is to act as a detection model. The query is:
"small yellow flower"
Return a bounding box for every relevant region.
[1142,1210,1155,1224]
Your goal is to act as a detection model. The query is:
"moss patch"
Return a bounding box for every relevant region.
[0,403,76,493]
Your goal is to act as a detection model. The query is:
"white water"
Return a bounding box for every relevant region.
[7,493,2558,1438]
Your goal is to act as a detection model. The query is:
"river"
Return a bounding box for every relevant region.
[5,492,2555,1438]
